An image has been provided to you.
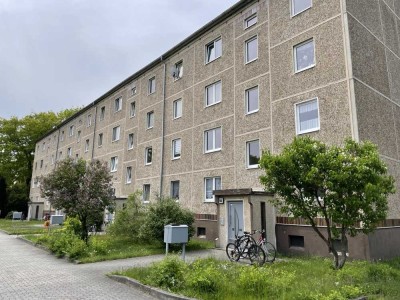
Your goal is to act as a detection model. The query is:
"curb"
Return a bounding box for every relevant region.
[107,275,196,300]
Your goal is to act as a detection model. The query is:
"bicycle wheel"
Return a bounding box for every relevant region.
[237,236,257,259]
[262,242,276,262]
[226,243,240,262]
[248,245,265,266]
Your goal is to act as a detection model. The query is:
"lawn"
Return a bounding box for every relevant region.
[115,256,400,300]
[24,233,214,263]
[0,219,47,235]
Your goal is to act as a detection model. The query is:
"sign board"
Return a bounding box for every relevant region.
[50,215,64,225]
[12,212,22,220]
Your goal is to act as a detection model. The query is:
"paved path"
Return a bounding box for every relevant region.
[0,231,226,300]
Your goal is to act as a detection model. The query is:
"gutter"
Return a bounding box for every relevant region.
[160,60,167,197]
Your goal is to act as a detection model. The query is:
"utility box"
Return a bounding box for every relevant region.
[164,224,189,244]
[50,215,64,225]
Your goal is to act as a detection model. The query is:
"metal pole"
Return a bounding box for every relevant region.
[181,243,186,261]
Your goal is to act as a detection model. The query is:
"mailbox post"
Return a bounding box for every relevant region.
[164,224,189,260]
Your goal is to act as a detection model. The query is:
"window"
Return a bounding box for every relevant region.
[40,160,43,168]
[85,139,89,152]
[100,106,105,121]
[114,97,122,112]
[246,86,259,114]
[173,99,182,119]
[110,156,118,172]
[67,147,72,157]
[173,61,183,80]
[172,138,181,159]
[75,154,79,162]
[246,140,260,168]
[148,77,156,94]
[128,133,134,149]
[51,155,55,165]
[112,126,121,142]
[244,14,257,29]
[143,184,151,202]
[59,151,62,159]
[245,36,258,63]
[204,177,221,202]
[126,167,132,184]
[130,102,136,118]
[145,147,152,165]
[205,37,222,63]
[131,86,137,95]
[171,181,180,199]
[205,81,222,107]
[42,142,46,151]
[204,127,222,153]
[87,114,92,127]
[291,0,312,16]
[98,133,103,147]
[294,39,315,72]
[289,235,305,248]
[147,111,154,129]
[60,131,64,141]
[295,98,320,134]
[77,130,81,142]
[69,125,74,137]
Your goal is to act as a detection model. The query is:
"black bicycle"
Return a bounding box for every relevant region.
[226,231,266,266]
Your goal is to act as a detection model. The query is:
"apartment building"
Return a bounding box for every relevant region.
[29,0,400,260]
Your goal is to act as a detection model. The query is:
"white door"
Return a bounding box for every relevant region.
[228,201,244,242]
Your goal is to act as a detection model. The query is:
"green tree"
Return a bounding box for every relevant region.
[0,176,7,218]
[139,197,195,243]
[259,137,395,269]
[40,158,114,243]
[0,109,79,215]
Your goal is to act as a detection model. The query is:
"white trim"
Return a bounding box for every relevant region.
[173,98,182,119]
[205,80,222,107]
[204,127,222,153]
[293,38,315,73]
[145,147,153,165]
[148,76,156,95]
[245,85,259,115]
[205,37,222,64]
[246,139,260,169]
[294,97,320,135]
[245,35,258,64]
[172,138,181,160]
[291,0,312,17]
[244,14,258,30]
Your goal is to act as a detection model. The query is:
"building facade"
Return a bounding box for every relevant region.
[29,0,400,259]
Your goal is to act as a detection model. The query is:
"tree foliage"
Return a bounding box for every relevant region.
[0,109,79,215]
[40,158,114,243]
[259,137,395,269]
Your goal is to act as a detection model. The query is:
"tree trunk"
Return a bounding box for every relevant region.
[331,237,348,269]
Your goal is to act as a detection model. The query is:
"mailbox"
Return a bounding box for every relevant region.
[50,215,64,225]
[164,224,188,244]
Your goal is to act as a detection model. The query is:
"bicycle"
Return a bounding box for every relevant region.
[226,231,266,266]
[254,229,276,263]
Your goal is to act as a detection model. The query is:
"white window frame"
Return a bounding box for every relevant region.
[112,126,121,142]
[110,156,118,172]
[291,0,312,17]
[205,81,222,107]
[67,147,72,157]
[295,98,320,135]
[246,139,260,169]
[245,36,258,64]
[77,130,81,142]
[147,111,154,129]
[114,97,122,112]
[98,133,103,147]
[99,106,105,121]
[130,102,136,118]
[145,147,152,165]
[244,14,258,29]
[143,184,151,203]
[294,39,315,73]
[148,77,156,94]
[173,61,183,80]
[84,139,89,152]
[69,125,74,137]
[204,177,221,202]
[131,86,137,96]
[126,166,132,184]
[172,138,181,160]
[245,86,259,114]
[87,114,92,127]
[127,133,134,150]
[173,99,182,119]
[205,37,222,64]
[60,131,64,142]
[204,127,222,153]
[170,181,180,200]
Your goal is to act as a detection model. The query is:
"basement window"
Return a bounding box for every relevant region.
[289,235,304,248]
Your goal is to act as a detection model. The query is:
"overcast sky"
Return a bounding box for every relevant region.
[0,0,239,119]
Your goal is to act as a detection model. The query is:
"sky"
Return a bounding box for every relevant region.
[0,0,239,119]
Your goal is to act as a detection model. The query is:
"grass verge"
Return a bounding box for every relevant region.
[0,219,46,235]
[115,256,400,300]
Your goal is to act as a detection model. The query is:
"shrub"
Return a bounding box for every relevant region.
[186,258,223,294]
[139,196,195,243]
[146,255,187,290]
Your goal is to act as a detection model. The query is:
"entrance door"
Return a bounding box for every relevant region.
[35,206,39,219]
[228,201,244,242]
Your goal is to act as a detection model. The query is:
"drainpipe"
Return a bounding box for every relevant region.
[248,195,254,232]
[159,57,167,197]
[91,105,98,160]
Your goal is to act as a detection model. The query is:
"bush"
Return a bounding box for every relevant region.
[186,258,224,294]
[139,197,195,243]
[107,191,145,240]
[146,255,187,290]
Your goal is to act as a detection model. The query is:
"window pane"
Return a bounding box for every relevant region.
[146,148,152,163]
[206,85,214,105]
[207,43,215,62]
[205,130,212,151]
[171,181,179,199]
[295,40,314,71]
[215,128,222,149]
[130,102,135,117]
[215,38,222,58]
[215,81,222,103]
[246,86,259,113]
[248,140,260,166]
[292,0,312,15]
[173,139,181,158]
[215,177,221,190]
[245,15,257,28]
[298,99,319,132]
[246,37,258,62]
[205,178,213,199]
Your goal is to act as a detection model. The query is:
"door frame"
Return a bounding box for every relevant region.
[227,200,244,243]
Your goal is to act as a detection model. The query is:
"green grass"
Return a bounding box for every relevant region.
[0,219,47,235]
[116,256,400,300]
[25,232,214,263]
